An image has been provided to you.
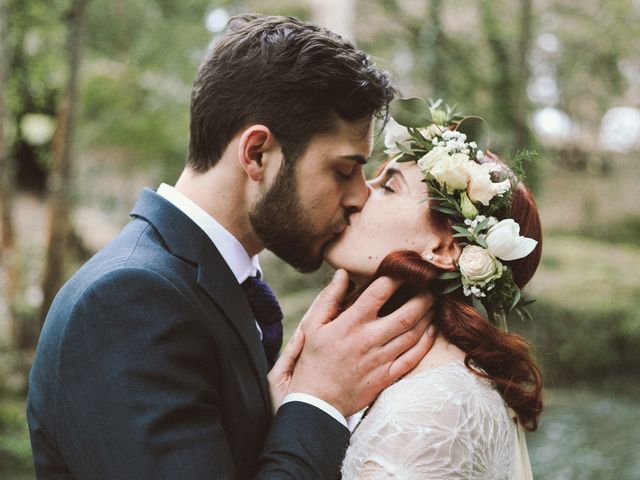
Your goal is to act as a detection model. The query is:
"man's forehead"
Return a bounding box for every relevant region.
[306,121,370,150]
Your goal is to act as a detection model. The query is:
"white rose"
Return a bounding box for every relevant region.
[417,146,449,173]
[459,245,503,286]
[420,124,445,141]
[486,219,538,261]
[429,152,471,191]
[384,118,411,155]
[465,162,512,206]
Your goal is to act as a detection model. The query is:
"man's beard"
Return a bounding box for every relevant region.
[249,163,344,273]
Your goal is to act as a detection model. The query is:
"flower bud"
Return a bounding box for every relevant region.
[460,192,479,219]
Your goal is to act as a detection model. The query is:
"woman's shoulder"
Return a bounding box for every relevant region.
[379,360,504,413]
[346,361,516,478]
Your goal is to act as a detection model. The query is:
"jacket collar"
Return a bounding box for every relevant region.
[130,188,270,412]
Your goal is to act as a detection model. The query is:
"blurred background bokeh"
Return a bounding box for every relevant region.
[1,0,639,478]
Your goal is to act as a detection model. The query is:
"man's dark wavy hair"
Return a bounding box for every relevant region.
[188,14,396,171]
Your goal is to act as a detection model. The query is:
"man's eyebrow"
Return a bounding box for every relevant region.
[339,154,368,165]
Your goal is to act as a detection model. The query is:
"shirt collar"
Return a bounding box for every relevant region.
[157,183,261,283]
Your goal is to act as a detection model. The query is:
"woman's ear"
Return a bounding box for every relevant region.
[237,125,276,181]
[421,234,462,270]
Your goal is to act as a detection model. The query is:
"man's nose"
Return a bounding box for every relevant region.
[343,173,370,212]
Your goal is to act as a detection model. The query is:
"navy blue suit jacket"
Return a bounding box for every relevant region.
[27,189,349,479]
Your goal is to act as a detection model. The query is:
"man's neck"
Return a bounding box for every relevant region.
[174,165,263,256]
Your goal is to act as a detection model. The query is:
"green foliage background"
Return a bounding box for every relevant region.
[1,0,639,478]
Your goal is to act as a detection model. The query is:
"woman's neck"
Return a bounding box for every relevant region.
[408,334,466,375]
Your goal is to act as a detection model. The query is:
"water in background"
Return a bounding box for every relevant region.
[528,386,640,479]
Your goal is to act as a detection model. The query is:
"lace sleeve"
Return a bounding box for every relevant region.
[341,363,515,480]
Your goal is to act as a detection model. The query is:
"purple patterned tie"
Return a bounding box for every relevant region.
[241,275,283,368]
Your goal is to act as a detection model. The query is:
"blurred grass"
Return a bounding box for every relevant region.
[515,234,640,384]
[0,396,34,479]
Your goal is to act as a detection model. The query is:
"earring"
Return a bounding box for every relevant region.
[426,254,434,261]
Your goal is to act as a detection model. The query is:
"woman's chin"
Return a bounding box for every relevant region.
[321,239,342,267]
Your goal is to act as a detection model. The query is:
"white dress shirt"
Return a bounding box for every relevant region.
[156,184,351,430]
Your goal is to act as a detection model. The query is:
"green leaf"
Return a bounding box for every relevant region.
[453,232,472,239]
[475,236,488,248]
[390,97,432,128]
[408,128,428,144]
[396,142,413,155]
[431,205,460,216]
[514,308,525,322]
[471,296,489,320]
[396,154,415,163]
[476,237,489,248]
[439,271,462,280]
[442,282,463,294]
[474,217,491,234]
[509,287,522,312]
[452,225,471,234]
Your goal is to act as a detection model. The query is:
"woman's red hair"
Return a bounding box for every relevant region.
[346,152,544,430]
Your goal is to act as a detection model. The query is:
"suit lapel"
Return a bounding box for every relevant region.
[130,188,271,414]
[195,243,270,407]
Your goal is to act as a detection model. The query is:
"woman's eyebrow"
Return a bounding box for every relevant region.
[384,167,408,188]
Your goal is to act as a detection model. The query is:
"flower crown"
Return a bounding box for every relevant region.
[385,97,538,329]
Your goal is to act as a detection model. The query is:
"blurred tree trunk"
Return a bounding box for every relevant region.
[0,0,23,347]
[514,0,533,151]
[40,0,89,324]
[379,0,430,94]
[427,0,446,93]
[480,0,533,152]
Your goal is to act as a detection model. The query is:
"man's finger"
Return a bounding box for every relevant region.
[303,269,350,328]
[374,314,430,364]
[387,326,436,381]
[369,294,434,345]
[346,276,402,323]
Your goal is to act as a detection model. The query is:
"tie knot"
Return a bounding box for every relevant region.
[241,276,283,326]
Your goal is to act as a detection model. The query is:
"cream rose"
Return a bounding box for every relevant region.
[417,146,449,173]
[464,161,511,206]
[459,245,503,286]
[428,152,471,191]
[420,124,445,141]
[486,219,538,261]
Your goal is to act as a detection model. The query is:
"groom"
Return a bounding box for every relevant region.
[27,15,434,479]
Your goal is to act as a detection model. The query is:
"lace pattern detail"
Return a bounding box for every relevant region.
[341,361,517,479]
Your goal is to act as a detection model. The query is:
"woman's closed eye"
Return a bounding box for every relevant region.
[381,180,395,193]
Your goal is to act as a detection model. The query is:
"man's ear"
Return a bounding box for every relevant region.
[237,125,276,181]
[421,233,462,270]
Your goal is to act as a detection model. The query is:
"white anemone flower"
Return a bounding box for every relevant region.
[485,219,538,261]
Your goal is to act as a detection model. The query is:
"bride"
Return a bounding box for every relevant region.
[323,100,543,479]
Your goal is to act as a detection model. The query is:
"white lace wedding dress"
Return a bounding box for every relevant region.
[341,361,533,479]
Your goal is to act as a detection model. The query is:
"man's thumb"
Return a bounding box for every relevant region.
[270,329,305,378]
